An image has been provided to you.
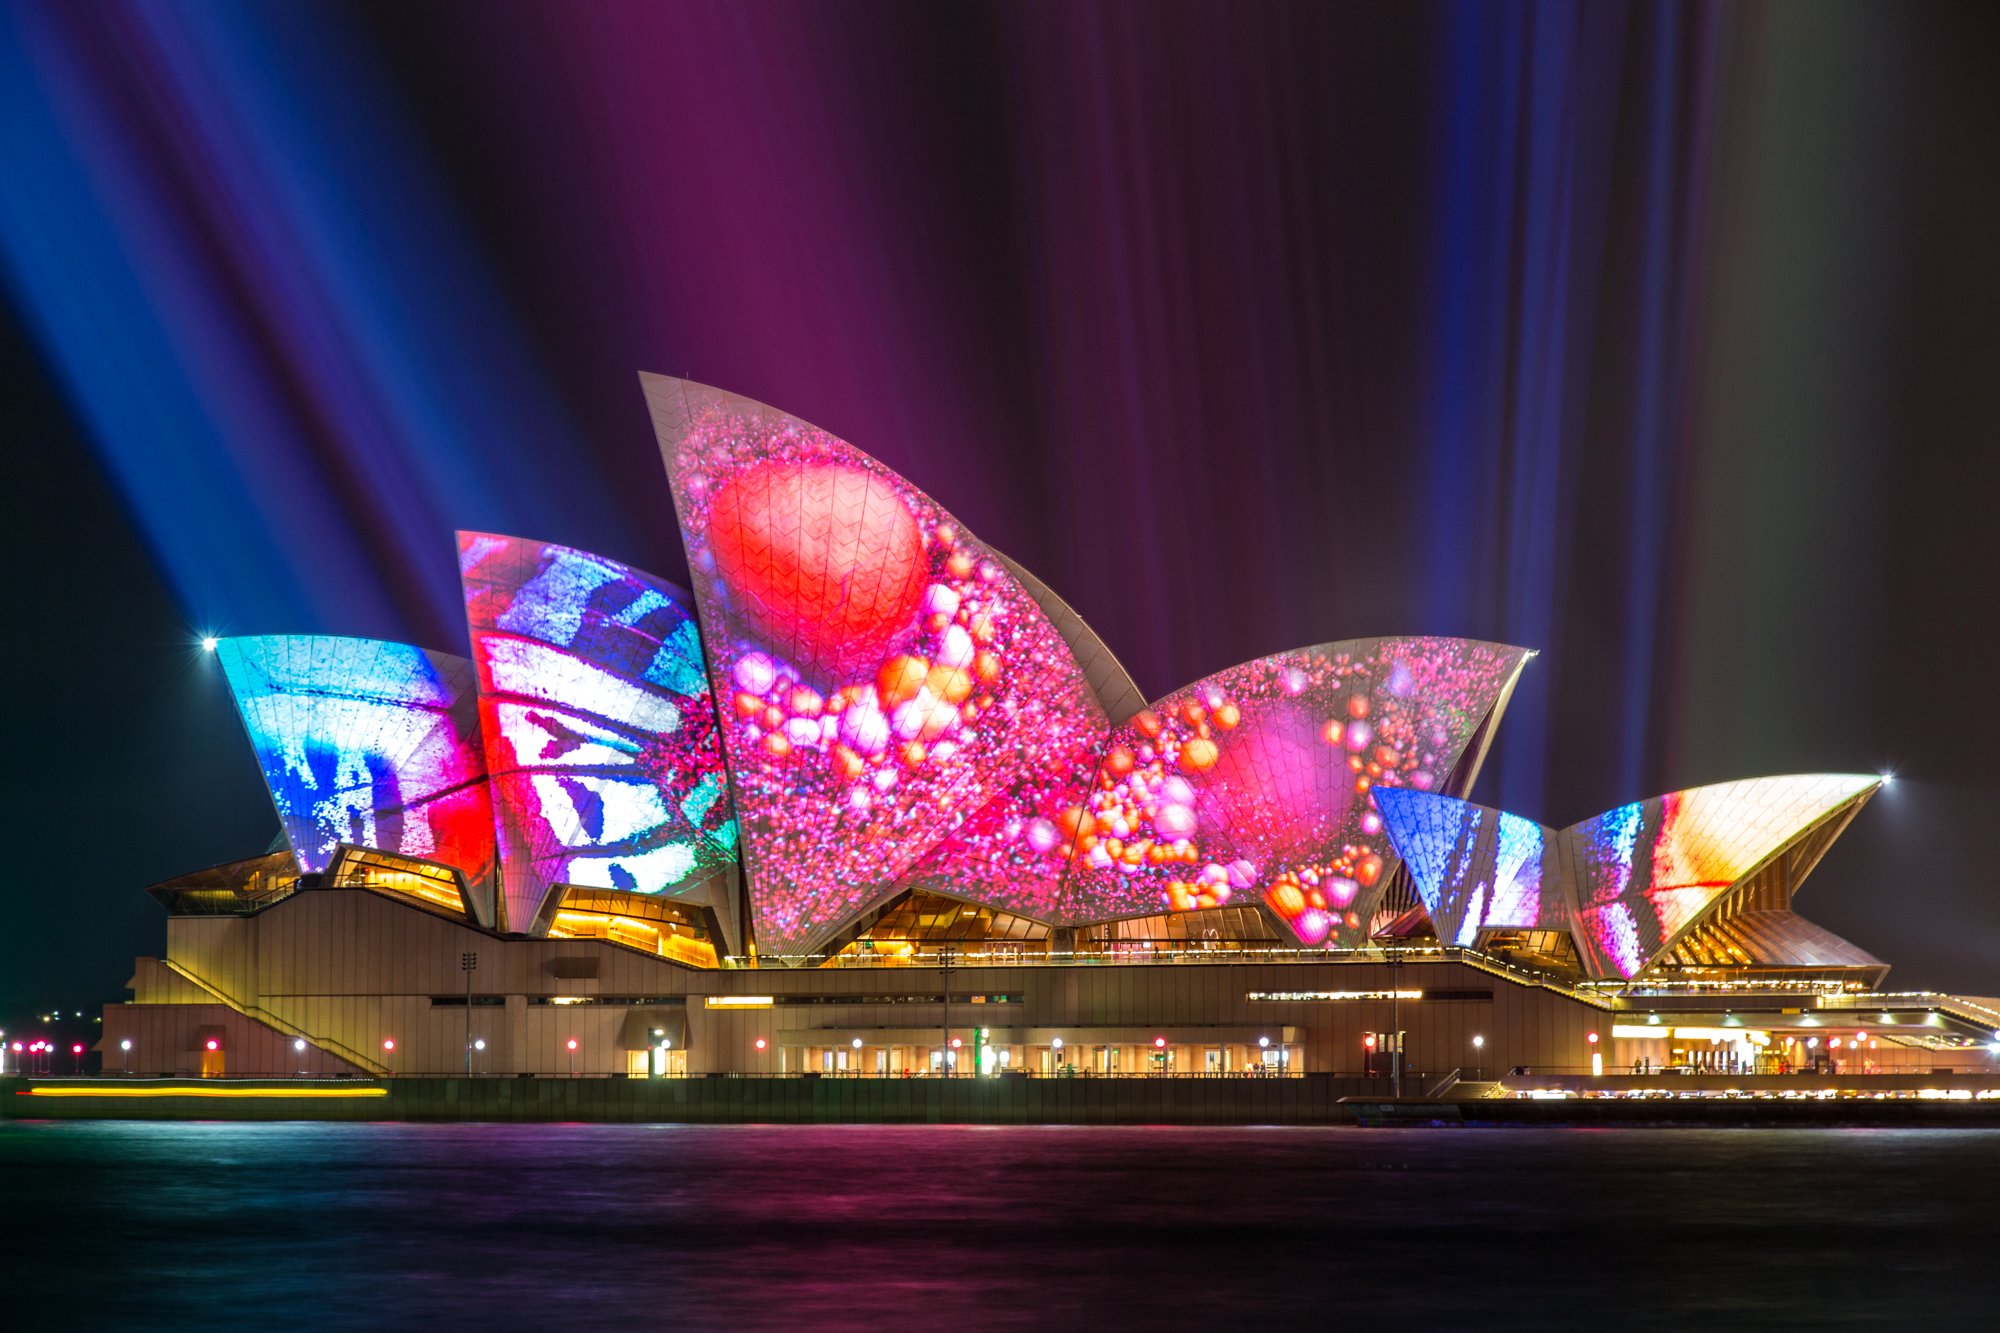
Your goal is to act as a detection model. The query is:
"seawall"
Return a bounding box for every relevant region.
[3,1075,1369,1124]
[8,1075,2000,1126]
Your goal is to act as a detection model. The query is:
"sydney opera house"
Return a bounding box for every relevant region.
[100,377,2000,1083]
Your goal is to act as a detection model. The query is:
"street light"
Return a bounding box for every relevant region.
[461,952,479,1076]
[119,1038,132,1076]
[1472,1034,1485,1080]
[566,1037,578,1077]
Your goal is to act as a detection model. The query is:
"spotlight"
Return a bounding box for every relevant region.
[200,636,219,653]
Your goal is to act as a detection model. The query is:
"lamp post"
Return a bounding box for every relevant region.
[1472,1034,1485,1081]
[461,952,478,1077]
[120,1038,132,1076]
[566,1037,578,1077]
[294,1037,307,1077]
[939,944,954,1077]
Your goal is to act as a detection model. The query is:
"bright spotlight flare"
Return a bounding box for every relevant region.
[201,636,219,652]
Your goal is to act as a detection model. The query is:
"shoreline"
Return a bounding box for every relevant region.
[8,1075,1999,1127]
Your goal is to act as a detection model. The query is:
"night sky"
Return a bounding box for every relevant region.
[4,0,1998,1018]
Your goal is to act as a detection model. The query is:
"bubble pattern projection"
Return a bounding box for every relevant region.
[458,533,739,935]
[215,636,495,910]
[1062,638,1530,944]
[1562,774,1881,979]
[897,718,1109,923]
[645,377,1109,954]
[1373,789,1557,947]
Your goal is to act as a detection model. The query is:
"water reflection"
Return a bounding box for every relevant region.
[4,1122,1995,1329]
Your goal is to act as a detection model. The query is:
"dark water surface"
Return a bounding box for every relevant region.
[4,1121,1994,1330]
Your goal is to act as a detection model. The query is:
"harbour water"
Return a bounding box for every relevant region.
[5,1122,1993,1329]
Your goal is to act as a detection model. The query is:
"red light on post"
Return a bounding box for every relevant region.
[754,1037,768,1051]
[1586,1032,1599,1045]
[205,1039,219,1052]
[71,1044,83,1055]
[949,1037,962,1049]
[1153,1036,1167,1049]
[1363,1034,1377,1049]
[566,1038,578,1052]
[383,1039,395,1052]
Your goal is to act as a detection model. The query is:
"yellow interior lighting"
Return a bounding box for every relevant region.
[21,1084,388,1099]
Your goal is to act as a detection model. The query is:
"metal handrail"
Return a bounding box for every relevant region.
[158,958,389,1076]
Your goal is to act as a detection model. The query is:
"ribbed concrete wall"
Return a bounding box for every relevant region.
[110,886,1609,1078]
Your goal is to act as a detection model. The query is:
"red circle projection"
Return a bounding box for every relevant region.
[706,461,927,681]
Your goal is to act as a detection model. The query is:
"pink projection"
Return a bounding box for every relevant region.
[1062,639,1529,944]
[644,376,1108,954]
